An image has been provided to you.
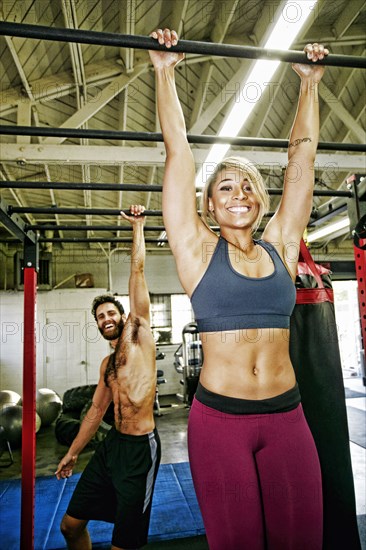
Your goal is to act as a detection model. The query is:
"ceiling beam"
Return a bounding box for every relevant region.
[320,46,366,130]
[62,0,86,213]
[116,87,129,238]
[331,0,365,39]
[61,0,86,91]
[41,64,147,145]
[226,24,366,48]
[0,196,36,242]
[188,0,316,135]
[189,61,250,134]
[0,166,36,226]
[3,32,65,242]
[319,82,365,142]
[334,94,366,148]
[62,0,96,244]
[0,60,123,114]
[1,143,364,171]
[318,46,366,184]
[2,35,34,99]
[17,102,31,144]
[119,0,136,72]
[0,54,223,117]
[189,0,239,128]
[170,0,189,36]
[256,0,330,188]
[240,0,325,140]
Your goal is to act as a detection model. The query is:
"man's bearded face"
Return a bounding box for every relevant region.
[96,303,125,341]
[99,315,124,340]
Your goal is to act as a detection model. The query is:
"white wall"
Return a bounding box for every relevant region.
[0,288,109,396]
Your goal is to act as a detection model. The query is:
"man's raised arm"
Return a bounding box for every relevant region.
[121,205,150,323]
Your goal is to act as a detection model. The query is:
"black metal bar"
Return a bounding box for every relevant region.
[0,181,163,192]
[1,181,354,197]
[1,126,365,152]
[308,204,348,227]
[37,238,168,243]
[8,207,163,216]
[25,224,167,231]
[8,206,276,218]
[0,237,169,244]
[0,197,36,243]
[347,174,364,237]
[0,22,365,68]
[254,188,353,197]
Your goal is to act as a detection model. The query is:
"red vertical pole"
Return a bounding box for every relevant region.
[354,242,366,383]
[21,267,37,550]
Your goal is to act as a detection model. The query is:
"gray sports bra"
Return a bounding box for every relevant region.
[190,237,296,332]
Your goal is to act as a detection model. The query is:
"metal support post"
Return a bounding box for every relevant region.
[347,174,366,385]
[20,238,38,550]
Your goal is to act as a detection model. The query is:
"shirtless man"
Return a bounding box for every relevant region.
[55,205,161,550]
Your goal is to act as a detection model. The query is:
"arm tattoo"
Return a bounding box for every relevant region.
[288,137,312,148]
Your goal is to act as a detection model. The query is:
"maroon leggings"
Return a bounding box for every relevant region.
[188,396,323,550]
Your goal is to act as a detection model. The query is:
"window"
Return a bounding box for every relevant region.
[171,294,194,343]
[150,294,172,344]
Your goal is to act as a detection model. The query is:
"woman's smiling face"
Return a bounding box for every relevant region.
[208,168,260,230]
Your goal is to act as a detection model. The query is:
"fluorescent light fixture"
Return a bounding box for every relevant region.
[157,230,167,247]
[195,0,318,187]
[306,217,350,243]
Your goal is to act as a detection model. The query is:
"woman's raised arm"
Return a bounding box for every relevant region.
[149,29,207,258]
[264,43,328,251]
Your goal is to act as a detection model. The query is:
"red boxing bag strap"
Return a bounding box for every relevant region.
[299,239,324,288]
[296,287,334,303]
[296,239,334,304]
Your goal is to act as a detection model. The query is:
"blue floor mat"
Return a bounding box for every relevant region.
[0,462,205,549]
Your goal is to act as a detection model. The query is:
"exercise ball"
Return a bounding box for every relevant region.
[0,405,23,448]
[36,388,63,427]
[0,390,21,410]
[0,405,42,448]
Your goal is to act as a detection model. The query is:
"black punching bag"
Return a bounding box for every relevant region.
[289,240,361,550]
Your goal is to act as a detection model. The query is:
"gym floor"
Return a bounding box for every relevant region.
[0,394,190,479]
[1,380,365,549]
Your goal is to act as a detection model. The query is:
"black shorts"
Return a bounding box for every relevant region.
[66,426,161,549]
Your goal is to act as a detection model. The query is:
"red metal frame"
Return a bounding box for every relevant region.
[354,242,366,374]
[21,267,37,550]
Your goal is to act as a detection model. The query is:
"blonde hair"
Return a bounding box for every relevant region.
[201,156,270,233]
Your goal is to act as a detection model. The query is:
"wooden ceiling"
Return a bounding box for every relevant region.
[0,0,365,259]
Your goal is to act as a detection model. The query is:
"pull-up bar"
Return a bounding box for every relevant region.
[37,237,168,243]
[1,181,164,193]
[1,181,354,197]
[0,21,365,69]
[8,206,276,218]
[1,126,365,153]
[8,207,163,216]
[25,224,167,231]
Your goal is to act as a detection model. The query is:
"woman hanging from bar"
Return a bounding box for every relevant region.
[149,29,328,550]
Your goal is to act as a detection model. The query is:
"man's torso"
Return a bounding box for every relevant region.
[105,315,156,434]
